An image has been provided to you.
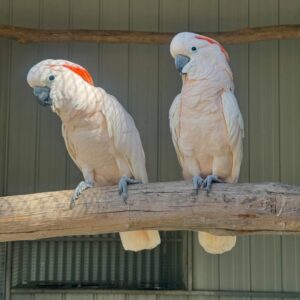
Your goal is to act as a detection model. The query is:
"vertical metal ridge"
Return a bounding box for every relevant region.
[0,243,7,300]
[11,235,184,289]
[2,0,13,197]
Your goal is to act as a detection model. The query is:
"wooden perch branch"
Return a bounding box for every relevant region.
[1,24,300,45]
[0,181,300,242]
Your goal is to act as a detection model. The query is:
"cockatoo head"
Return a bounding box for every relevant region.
[27,59,94,110]
[170,32,229,79]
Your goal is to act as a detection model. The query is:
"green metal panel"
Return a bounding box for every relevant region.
[42,1,67,189]
[192,232,219,290]
[35,295,63,300]
[99,0,129,108]
[11,295,31,300]
[128,296,156,300]
[219,237,250,291]
[0,244,6,300]
[158,0,188,182]
[189,0,218,32]
[0,0,10,196]
[249,0,280,182]
[279,0,300,186]
[250,236,282,292]
[129,0,159,182]
[159,296,188,300]
[282,236,300,292]
[279,0,300,294]
[7,0,39,195]
[189,296,218,300]
[65,295,93,300]
[11,233,185,289]
[220,298,249,300]
[37,0,70,193]
[96,295,125,300]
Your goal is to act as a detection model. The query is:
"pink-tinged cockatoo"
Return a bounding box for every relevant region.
[169,33,244,254]
[27,59,161,252]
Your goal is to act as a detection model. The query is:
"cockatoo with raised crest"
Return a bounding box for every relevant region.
[169,33,244,254]
[27,59,160,252]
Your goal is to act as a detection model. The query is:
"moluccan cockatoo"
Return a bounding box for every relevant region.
[27,59,161,252]
[169,33,244,254]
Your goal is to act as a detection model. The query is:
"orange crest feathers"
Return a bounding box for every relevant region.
[195,35,229,61]
[62,64,94,85]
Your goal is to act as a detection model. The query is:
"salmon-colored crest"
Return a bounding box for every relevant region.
[62,64,94,85]
[195,35,229,61]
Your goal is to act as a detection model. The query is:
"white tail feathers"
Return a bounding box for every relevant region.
[198,232,236,254]
[119,230,161,252]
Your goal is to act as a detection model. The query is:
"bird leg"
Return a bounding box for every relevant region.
[70,181,93,209]
[192,175,204,195]
[201,175,222,195]
[118,176,141,204]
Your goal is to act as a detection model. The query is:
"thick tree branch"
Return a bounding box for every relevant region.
[0,181,299,242]
[1,25,300,45]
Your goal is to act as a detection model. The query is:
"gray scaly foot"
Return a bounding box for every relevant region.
[70,181,93,209]
[192,175,204,195]
[201,175,222,195]
[118,176,141,204]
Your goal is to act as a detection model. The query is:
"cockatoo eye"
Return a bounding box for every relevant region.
[191,46,197,52]
[49,75,55,81]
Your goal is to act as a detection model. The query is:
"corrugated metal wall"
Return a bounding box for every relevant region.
[11,233,185,290]
[1,0,300,299]
[0,244,6,300]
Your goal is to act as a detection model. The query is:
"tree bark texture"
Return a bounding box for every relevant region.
[1,25,300,45]
[0,181,299,242]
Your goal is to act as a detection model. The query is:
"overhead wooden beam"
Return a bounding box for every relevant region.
[1,24,300,45]
[0,181,299,242]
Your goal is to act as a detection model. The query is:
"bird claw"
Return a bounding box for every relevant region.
[118,176,141,204]
[201,175,221,195]
[192,175,204,195]
[70,181,93,209]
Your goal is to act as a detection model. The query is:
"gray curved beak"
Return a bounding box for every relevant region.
[33,87,52,107]
[175,54,190,74]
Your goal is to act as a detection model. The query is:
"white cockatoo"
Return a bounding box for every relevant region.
[27,59,161,252]
[169,33,244,254]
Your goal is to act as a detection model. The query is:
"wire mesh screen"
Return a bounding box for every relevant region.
[11,232,186,290]
[0,243,6,300]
